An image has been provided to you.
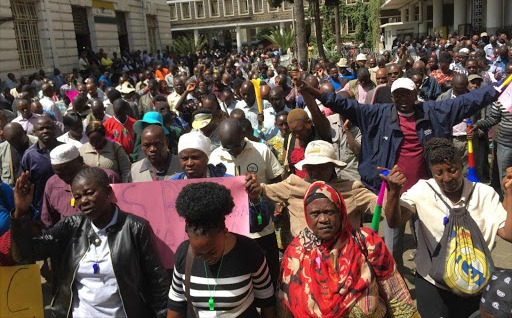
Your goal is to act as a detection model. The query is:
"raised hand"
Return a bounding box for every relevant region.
[13,171,34,218]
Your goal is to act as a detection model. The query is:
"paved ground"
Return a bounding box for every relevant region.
[40,220,512,317]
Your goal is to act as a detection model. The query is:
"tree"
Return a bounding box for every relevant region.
[310,0,325,59]
[263,28,295,54]
[294,0,308,64]
[172,35,207,56]
[325,0,342,55]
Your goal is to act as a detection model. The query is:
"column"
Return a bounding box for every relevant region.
[279,22,285,35]
[408,3,415,23]
[432,0,442,28]
[419,1,428,35]
[193,29,199,45]
[400,8,407,23]
[486,0,503,35]
[236,25,242,53]
[453,0,466,30]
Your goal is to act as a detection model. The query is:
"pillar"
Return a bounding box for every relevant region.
[486,0,503,35]
[236,25,242,53]
[453,0,466,31]
[418,1,427,34]
[400,8,407,23]
[279,22,285,35]
[432,0,442,29]
[408,3,415,23]
[193,29,199,45]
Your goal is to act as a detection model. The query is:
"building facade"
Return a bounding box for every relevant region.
[167,0,294,52]
[0,0,171,79]
[380,0,512,50]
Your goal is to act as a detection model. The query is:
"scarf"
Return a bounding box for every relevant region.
[280,181,393,317]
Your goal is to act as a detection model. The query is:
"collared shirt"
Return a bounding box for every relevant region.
[128,154,182,182]
[166,91,181,114]
[41,167,120,228]
[235,99,272,129]
[449,91,468,136]
[262,106,291,140]
[79,140,132,182]
[449,62,468,75]
[103,116,136,155]
[400,179,506,287]
[12,113,41,136]
[21,141,61,214]
[57,132,88,148]
[209,139,283,238]
[72,208,125,317]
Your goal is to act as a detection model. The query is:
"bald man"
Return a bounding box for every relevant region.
[0,122,38,186]
[128,125,181,182]
[412,60,441,100]
[235,81,272,129]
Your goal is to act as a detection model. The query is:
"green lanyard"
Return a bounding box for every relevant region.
[203,240,226,311]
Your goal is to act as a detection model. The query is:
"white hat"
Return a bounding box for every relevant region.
[336,58,349,68]
[458,48,470,56]
[391,78,416,93]
[295,140,346,170]
[119,82,135,94]
[356,53,367,61]
[178,131,212,156]
[50,144,80,165]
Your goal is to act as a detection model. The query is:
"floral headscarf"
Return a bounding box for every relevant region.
[280,181,394,317]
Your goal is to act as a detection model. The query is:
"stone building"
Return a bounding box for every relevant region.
[380,0,512,50]
[167,0,294,52]
[0,0,171,79]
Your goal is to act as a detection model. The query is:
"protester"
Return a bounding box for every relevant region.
[103,98,137,156]
[383,138,512,317]
[167,182,275,317]
[11,167,169,317]
[279,181,418,317]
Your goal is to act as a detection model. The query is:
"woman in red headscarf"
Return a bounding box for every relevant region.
[279,181,419,318]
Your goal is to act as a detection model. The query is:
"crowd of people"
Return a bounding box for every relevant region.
[0,29,512,318]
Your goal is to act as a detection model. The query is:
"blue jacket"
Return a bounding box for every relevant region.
[320,84,499,193]
[0,182,14,236]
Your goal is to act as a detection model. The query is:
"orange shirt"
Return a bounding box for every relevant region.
[155,68,169,81]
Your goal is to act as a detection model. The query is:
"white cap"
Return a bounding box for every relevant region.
[50,144,80,165]
[295,140,346,170]
[356,53,367,61]
[391,78,416,93]
[458,48,470,56]
[178,131,212,156]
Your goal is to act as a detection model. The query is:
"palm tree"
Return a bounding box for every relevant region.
[294,0,308,64]
[263,28,295,54]
[172,35,207,56]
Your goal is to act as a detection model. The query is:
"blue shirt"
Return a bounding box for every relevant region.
[0,182,14,236]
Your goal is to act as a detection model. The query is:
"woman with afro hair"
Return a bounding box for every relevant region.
[167,182,276,318]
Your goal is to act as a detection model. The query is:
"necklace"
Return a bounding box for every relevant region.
[203,238,227,311]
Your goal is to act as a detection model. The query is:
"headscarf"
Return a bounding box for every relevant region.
[280,181,395,317]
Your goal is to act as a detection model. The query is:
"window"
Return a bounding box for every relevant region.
[147,15,158,54]
[181,3,191,19]
[347,18,355,33]
[224,0,234,15]
[282,0,292,11]
[209,0,220,16]
[195,0,206,18]
[414,5,420,21]
[268,2,279,12]
[170,3,178,21]
[253,0,263,13]
[238,0,249,14]
[11,0,44,70]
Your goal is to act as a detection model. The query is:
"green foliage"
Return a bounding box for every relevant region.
[256,27,273,41]
[172,35,207,56]
[263,28,295,52]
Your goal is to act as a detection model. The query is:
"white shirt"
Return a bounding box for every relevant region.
[400,179,507,286]
[262,106,290,140]
[209,139,283,238]
[72,209,126,317]
[40,96,63,122]
[57,131,88,148]
[235,99,272,129]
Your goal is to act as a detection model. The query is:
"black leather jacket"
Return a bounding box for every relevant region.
[11,207,169,318]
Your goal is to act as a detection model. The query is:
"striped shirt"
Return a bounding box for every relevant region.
[477,101,512,145]
[168,234,275,317]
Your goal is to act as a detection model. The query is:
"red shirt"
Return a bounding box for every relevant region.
[103,116,137,155]
[396,113,428,193]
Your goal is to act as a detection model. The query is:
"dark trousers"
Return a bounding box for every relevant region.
[415,273,480,318]
[254,233,280,292]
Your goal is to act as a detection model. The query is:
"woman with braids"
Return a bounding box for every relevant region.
[167,182,275,318]
[10,167,169,317]
[279,181,418,318]
[383,138,512,317]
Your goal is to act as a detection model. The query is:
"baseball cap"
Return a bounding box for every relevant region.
[50,144,80,165]
[468,74,483,82]
[480,32,488,37]
[458,48,470,56]
[391,78,416,93]
[295,140,347,170]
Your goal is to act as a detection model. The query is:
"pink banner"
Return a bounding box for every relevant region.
[110,177,249,268]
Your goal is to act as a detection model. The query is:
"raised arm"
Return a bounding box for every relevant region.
[382,166,414,228]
